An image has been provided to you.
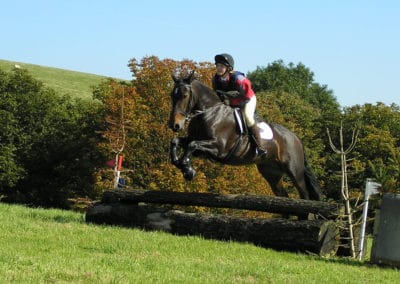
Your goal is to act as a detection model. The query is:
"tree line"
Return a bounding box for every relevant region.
[0,57,399,208]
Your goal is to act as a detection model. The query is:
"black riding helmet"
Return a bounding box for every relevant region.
[215,53,234,69]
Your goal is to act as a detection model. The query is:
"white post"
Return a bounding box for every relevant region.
[358,192,370,260]
[358,178,381,260]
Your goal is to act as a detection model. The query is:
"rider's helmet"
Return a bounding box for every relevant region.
[215,53,234,70]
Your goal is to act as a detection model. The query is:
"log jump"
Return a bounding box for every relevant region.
[86,189,342,257]
[101,189,342,219]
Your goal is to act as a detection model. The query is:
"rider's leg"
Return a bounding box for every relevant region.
[243,97,267,158]
[249,124,267,158]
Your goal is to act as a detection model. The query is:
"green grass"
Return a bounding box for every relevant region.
[0,203,398,283]
[0,59,114,99]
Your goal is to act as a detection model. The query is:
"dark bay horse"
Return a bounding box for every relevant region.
[168,72,322,201]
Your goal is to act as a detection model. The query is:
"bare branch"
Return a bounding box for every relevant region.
[327,120,359,258]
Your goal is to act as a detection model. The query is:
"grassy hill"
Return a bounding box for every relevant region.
[0,203,398,283]
[0,59,116,99]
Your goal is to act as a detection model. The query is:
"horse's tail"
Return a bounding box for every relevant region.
[303,154,324,201]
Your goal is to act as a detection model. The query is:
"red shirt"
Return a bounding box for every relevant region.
[212,72,255,107]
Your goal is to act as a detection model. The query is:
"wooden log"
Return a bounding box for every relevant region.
[102,189,342,219]
[86,202,340,257]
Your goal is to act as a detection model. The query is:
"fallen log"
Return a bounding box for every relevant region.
[86,202,339,257]
[102,189,342,219]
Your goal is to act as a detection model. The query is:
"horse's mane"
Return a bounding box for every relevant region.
[189,80,232,120]
[191,79,267,125]
[202,103,232,122]
[192,79,217,97]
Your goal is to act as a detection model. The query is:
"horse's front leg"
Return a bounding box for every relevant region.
[180,139,220,180]
[170,137,188,169]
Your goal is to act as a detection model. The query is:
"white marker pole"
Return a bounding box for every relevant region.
[358,178,381,260]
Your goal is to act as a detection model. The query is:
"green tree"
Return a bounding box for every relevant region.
[249,60,314,96]
[0,71,25,187]
[0,67,102,207]
[247,60,342,130]
[341,103,400,193]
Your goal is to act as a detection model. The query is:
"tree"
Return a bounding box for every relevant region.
[0,67,102,207]
[247,59,342,135]
[341,103,400,193]
[93,79,153,190]
[249,60,314,95]
[327,122,359,258]
[0,69,25,188]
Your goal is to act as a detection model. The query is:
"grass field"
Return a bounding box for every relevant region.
[0,59,113,99]
[0,203,398,283]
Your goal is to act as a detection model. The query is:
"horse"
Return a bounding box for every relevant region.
[168,72,322,202]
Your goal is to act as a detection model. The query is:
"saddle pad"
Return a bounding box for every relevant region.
[258,122,273,140]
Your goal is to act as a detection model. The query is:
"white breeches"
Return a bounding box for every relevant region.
[243,96,257,127]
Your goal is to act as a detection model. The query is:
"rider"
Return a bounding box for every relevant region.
[212,53,267,158]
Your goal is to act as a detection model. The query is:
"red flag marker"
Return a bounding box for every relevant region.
[117,155,123,171]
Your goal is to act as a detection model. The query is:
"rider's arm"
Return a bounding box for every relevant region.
[235,76,255,99]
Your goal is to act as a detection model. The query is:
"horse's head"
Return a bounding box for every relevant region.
[169,71,196,132]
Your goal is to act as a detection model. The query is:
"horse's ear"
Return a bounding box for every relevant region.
[188,70,196,83]
[171,73,179,83]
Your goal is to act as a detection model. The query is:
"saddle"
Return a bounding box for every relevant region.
[224,108,273,162]
[233,108,273,140]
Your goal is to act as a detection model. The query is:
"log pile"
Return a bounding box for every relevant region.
[101,189,342,219]
[86,189,342,257]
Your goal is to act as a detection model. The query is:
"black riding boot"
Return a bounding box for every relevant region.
[250,124,267,159]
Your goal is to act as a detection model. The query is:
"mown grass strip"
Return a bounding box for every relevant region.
[0,59,110,99]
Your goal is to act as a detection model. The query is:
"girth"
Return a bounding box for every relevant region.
[223,108,248,162]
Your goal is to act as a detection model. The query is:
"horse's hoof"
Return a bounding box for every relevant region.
[183,168,196,180]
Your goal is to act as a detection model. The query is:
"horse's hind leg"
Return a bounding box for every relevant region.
[285,163,316,220]
[256,165,288,198]
[257,165,293,218]
[288,160,323,202]
[289,173,309,200]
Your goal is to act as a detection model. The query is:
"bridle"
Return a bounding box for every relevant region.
[172,82,196,121]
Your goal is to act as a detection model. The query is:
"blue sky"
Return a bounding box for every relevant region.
[1,0,399,107]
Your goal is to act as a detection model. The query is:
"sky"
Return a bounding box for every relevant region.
[1,0,399,107]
